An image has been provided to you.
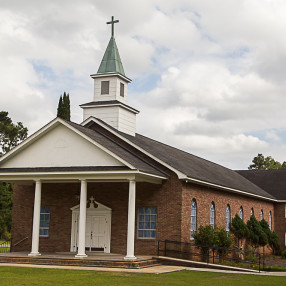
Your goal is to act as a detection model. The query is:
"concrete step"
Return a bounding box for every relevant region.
[0,256,159,269]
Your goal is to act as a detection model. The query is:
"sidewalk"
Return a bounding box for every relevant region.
[1,263,286,276]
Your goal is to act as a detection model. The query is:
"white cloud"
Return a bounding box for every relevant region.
[1,0,286,169]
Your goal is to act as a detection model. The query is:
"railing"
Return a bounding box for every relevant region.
[14,236,28,247]
[0,240,11,253]
[157,240,264,272]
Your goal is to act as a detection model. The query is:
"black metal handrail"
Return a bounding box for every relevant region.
[157,240,264,272]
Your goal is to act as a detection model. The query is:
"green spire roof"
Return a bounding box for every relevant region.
[97,36,125,76]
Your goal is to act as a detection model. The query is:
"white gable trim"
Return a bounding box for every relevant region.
[0,118,135,170]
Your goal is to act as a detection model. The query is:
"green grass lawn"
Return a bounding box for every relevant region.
[0,266,285,286]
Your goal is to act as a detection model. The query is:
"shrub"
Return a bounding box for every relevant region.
[281,249,286,259]
[193,225,215,262]
[214,227,233,260]
[229,214,249,247]
[247,216,267,248]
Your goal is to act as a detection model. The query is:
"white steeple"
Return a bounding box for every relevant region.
[80,17,139,136]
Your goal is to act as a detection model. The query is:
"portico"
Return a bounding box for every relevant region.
[0,167,165,259]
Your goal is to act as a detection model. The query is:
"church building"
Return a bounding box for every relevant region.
[0,17,285,259]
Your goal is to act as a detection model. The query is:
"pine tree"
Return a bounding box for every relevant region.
[57,96,63,118]
[57,92,70,120]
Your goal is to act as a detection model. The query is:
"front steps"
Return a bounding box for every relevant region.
[0,254,159,269]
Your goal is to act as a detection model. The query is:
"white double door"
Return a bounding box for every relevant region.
[85,215,107,251]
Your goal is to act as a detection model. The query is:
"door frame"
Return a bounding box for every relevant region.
[70,197,112,253]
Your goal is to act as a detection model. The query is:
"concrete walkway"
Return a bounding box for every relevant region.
[1,263,286,276]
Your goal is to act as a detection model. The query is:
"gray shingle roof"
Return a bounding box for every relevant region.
[237,170,286,200]
[66,121,168,178]
[118,132,274,199]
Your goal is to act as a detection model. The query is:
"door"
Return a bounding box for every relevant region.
[85,215,109,251]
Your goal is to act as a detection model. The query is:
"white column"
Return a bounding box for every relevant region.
[75,180,88,258]
[124,180,137,260]
[28,180,42,256]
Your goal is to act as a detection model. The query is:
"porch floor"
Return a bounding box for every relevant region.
[0,252,157,269]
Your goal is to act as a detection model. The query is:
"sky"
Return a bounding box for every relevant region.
[1,0,286,170]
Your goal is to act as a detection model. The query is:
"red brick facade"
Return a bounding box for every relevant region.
[11,173,182,255]
[274,203,286,249]
[11,174,281,255]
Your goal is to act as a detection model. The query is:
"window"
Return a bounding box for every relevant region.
[190,199,197,239]
[101,81,109,94]
[138,207,157,239]
[120,83,124,97]
[210,202,215,228]
[239,206,243,220]
[226,204,230,232]
[269,211,272,230]
[250,208,254,217]
[40,206,50,237]
[260,209,264,221]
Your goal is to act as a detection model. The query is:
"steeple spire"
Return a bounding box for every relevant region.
[97,16,125,76]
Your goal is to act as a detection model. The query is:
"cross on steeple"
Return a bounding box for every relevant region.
[107,16,119,37]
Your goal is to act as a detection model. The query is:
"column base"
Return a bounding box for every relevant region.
[75,254,88,258]
[28,252,41,257]
[124,255,137,260]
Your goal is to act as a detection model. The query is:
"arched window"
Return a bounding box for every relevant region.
[226,204,230,232]
[210,202,215,228]
[190,199,197,239]
[260,209,264,221]
[250,208,254,217]
[269,211,272,230]
[239,206,243,220]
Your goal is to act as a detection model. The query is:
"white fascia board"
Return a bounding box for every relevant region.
[81,103,139,114]
[184,177,277,202]
[0,170,166,183]
[276,200,286,203]
[0,117,136,171]
[90,73,132,83]
[80,117,187,179]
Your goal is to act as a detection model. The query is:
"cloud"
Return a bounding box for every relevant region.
[1,0,286,170]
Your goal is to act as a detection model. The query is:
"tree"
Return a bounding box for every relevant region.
[247,216,268,249]
[248,153,286,170]
[193,225,215,262]
[260,219,280,255]
[214,227,234,260]
[0,183,12,239]
[0,111,28,155]
[57,92,70,121]
[0,112,27,239]
[229,214,249,248]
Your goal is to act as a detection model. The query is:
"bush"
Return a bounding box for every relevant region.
[281,249,286,259]
[247,216,267,248]
[193,225,215,262]
[214,227,233,260]
[229,214,249,247]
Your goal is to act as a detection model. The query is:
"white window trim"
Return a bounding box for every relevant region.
[137,207,157,239]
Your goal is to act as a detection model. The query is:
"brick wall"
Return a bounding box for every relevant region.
[274,203,286,250]
[181,182,275,254]
[11,174,182,256]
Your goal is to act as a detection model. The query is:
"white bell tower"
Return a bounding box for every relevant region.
[80,17,139,136]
